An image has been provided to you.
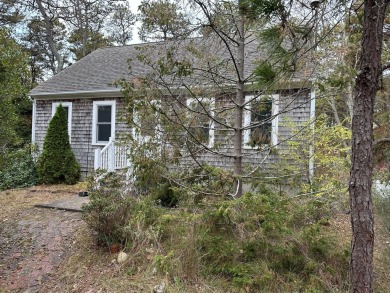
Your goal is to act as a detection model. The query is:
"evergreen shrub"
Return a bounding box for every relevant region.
[82,171,134,246]
[37,104,80,184]
[0,145,39,190]
[83,173,349,292]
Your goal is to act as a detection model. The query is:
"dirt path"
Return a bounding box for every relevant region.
[0,207,83,293]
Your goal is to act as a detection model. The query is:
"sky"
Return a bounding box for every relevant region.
[128,0,142,44]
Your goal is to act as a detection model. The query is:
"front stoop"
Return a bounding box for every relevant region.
[35,196,89,212]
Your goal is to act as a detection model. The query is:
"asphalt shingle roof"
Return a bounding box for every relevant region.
[30,38,314,97]
[30,45,143,95]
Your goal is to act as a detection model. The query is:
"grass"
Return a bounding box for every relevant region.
[45,224,228,292]
[0,183,85,221]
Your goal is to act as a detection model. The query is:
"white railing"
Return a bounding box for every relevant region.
[94,138,130,171]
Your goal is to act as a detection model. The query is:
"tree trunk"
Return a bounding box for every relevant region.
[35,0,64,74]
[233,15,245,197]
[349,1,388,292]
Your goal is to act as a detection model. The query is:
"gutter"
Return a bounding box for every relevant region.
[30,88,123,99]
[31,96,36,143]
[29,77,316,99]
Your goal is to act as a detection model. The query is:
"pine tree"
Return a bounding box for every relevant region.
[38,104,80,184]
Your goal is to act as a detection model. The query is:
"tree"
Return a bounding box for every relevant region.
[122,0,322,197]
[107,2,136,45]
[0,29,30,162]
[23,17,68,80]
[62,0,115,59]
[18,0,134,72]
[349,1,389,292]
[37,104,80,184]
[0,0,23,26]
[20,0,69,75]
[68,28,111,60]
[138,0,191,42]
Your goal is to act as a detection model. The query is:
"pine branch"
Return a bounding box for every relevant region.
[373,137,390,146]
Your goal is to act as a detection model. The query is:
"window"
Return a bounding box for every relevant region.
[92,101,116,145]
[186,98,214,148]
[133,100,161,142]
[52,102,72,140]
[243,94,279,148]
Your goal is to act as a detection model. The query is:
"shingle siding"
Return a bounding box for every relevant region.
[34,97,129,176]
[34,89,311,176]
[177,89,311,172]
[31,39,313,177]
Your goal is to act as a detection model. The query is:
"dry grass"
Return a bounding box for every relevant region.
[327,208,390,293]
[0,183,85,221]
[374,215,390,293]
[43,224,228,293]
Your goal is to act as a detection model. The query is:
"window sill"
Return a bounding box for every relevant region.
[243,144,272,150]
[92,142,109,146]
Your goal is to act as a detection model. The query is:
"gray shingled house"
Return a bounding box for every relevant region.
[30,39,315,177]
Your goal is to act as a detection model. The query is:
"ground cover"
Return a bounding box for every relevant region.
[0,185,389,292]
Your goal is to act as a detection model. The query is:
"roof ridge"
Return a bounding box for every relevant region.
[97,36,205,50]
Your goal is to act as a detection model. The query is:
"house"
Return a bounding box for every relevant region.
[30,38,315,178]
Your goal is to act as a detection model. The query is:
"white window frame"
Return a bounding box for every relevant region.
[92,100,116,145]
[52,102,72,141]
[243,94,279,149]
[186,97,215,148]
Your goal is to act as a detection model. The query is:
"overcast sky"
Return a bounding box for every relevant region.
[128,0,142,44]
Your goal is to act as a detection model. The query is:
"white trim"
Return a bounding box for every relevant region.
[243,96,253,146]
[271,95,279,147]
[31,98,36,143]
[186,97,215,148]
[92,100,116,145]
[30,88,122,99]
[209,98,215,148]
[243,94,279,149]
[52,102,72,141]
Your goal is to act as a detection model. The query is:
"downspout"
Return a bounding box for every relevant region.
[31,97,36,144]
[309,87,316,184]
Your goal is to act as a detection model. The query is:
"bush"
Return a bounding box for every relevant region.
[37,104,80,184]
[105,188,348,292]
[194,192,348,291]
[82,171,134,246]
[0,145,39,190]
[82,174,349,292]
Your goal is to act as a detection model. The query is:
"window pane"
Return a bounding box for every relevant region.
[98,106,112,123]
[189,123,209,144]
[250,97,272,146]
[188,99,210,144]
[63,106,69,120]
[97,124,111,142]
[139,110,157,137]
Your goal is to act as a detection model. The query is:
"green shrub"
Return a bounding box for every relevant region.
[146,190,349,292]
[212,196,344,290]
[82,177,349,292]
[37,104,80,184]
[154,179,178,208]
[82,171,134,246]
[83,171,166,248]
[0,145,39,190]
